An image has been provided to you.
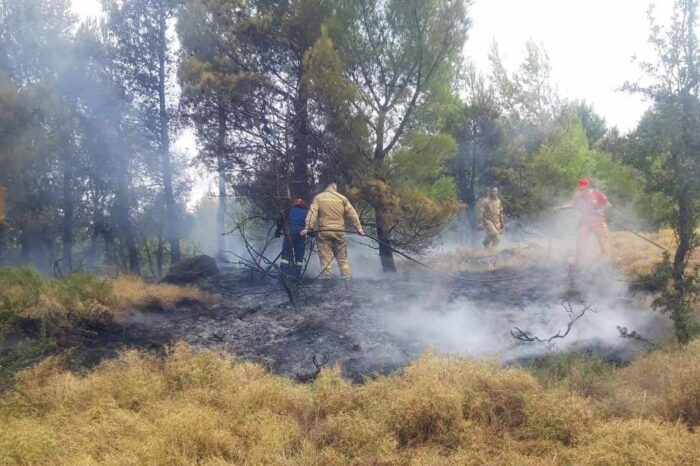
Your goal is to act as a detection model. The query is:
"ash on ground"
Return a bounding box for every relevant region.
[76,257,669,383]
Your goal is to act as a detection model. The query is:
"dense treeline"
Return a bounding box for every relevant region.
[0,1,698,306]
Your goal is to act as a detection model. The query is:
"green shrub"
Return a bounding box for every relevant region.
[525,352,612,397]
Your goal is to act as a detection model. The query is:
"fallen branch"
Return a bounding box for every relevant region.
[511,300,594,348]
[296,355,324,383]
[617,326,657,348]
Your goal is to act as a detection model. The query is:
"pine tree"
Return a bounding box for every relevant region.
[104,0,182,270]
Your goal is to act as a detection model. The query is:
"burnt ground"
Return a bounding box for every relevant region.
[54,257,669,383]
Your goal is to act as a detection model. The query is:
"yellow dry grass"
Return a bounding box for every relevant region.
[110,276,219,318]
[1,344,699,466]
[418,245,539,274]
[421,229,698,281]
[600,338,700,425]
[609,229,700,279]
[0,268,218,323]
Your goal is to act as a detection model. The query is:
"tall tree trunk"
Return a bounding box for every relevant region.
[115,196,139,274]
[114,151,139,274]
[672,184,693,343]
[103,231,116,268]
[62,148,74,274]
[292,64,311,201]
[86,225,99,270]
[217,104,228,256]
[158,11,180,265]
[0,229,6,265]
[62,100,77,274]
[374,110,397,272]
[45,235,56,277]
[0,186,5,264]
[20,234,29,265]
[156,223,164,278]
[467,141,480,247]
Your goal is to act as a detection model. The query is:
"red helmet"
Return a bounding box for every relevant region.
[576,177,591,191]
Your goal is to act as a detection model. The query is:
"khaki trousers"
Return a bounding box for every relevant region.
[483,219,502,248]
[316,231,351,279]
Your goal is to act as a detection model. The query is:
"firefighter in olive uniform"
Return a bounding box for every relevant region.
[301,183,365,290]
[477,187,505,248]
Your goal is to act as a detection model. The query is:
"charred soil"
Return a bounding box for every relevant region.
[3,258,668,385]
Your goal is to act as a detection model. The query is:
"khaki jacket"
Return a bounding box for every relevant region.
[305,187,362,233]
[477,196,504,228]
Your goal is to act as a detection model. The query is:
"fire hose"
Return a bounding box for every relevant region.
[609,207,667,252]
[261,206,665,296]
[304,229,546,284]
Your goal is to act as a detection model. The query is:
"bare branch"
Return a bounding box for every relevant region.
[511,300,594,346]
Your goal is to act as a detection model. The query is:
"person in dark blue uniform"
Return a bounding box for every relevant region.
[275,198,309,283]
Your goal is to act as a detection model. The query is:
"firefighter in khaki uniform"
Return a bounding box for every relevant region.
[301,183,365,290]
[477,187,505,248]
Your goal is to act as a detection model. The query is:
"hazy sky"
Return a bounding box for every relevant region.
[467,0,669,132]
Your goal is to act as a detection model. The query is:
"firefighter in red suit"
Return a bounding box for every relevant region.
[558,177,611,265]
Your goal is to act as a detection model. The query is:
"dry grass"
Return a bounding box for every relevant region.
[421,229,699,281]
[1,345,699,466]
[0,268,218,324]
[600,339,700,425]
[110,276,218,318]
[609,229,700,279]
[419,245,539,274]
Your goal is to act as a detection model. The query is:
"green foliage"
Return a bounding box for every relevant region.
[521,119,651,219]
[391,133,458,191]
[489,40,559,127]
[529,122,595,198]
[525,352,612,396]
[351,133,463,253]
[317,0,471,268]
[650,253,700,344]
[621,0,700,343]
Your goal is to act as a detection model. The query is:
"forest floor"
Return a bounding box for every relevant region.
[1,230,688,387]
[52,243,670,383]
